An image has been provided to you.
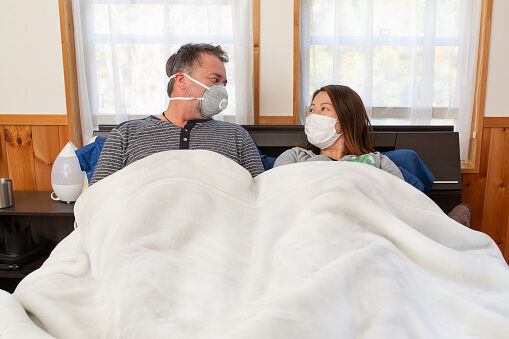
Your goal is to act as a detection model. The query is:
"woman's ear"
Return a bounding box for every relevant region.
[335,121,342,134]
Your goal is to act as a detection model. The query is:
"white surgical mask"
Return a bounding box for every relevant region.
[168,73,228,118]
[305,114,343,149]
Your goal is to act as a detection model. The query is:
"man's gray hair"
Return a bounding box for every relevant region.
[166,43,229,97]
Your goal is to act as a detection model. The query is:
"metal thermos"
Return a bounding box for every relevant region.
[0,178,13,208]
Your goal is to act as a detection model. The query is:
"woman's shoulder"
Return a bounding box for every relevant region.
[373,152,404,179]
[281,147,315,156]
[274,147,317,167]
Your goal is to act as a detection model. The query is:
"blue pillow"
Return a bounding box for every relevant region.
[260,153,276,171]
[383,149,435,193]
[75,136,107,182]
[253,143,276,171]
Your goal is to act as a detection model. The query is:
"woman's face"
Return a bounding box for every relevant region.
[308,91,342,134]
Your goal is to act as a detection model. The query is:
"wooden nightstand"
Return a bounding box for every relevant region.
[0,191,75,293]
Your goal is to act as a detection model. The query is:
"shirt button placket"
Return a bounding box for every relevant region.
[180,124,191,149]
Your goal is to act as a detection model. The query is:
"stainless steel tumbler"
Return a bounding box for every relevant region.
[0,178,13,208]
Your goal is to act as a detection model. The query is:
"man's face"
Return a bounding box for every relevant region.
[185,53,227,116]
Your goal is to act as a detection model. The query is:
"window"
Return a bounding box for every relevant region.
[299,0,483,161]
[73,0,254,142]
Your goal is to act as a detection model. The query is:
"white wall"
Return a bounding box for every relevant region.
[0,0,67,115]
[484,0,509,117]
[259,0,294,116]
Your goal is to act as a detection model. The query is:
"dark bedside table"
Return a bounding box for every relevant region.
[0,191,75,293]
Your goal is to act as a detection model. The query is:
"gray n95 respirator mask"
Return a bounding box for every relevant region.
[168,73,228,118]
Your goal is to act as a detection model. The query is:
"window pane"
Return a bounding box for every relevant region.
[168,5,232,37]
[95,43,114,114]
[110,4,164,35]
[433,46,458,107]
[373,46,413,107]
[114,44,167,114]
[309,45,333,97]
[87,1,240,120]
[336,47,366,99]
[373,0,425,37]
[337,0,368,36]
[93,5,110,35]
[436,0,460,37]
[310,0,334,37]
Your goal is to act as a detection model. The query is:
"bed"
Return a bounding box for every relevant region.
[94,124,462,213]
[1,125,508,339]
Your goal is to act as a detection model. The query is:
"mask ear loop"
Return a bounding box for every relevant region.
[181,73,211,91]
[168,73,205,101]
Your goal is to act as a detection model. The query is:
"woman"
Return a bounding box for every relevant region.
[274,85,404,180]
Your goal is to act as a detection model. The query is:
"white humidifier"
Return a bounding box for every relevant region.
[51,142,85,203]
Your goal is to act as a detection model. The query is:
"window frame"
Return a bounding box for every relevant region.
[60,0,258,129]
[293,0,493,173]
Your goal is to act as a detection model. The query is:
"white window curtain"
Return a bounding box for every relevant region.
[299,0,482,161]
[72,0,254,144]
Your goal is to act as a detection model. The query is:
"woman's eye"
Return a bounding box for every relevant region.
[309,108,314,113]
[321,107,329,111]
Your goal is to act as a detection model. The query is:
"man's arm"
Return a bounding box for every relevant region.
[90,128,126,185]
[239,131,264,177]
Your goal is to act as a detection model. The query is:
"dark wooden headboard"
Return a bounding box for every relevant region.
[95,124,461,213]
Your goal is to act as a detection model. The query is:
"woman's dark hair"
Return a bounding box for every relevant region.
[309,85,374,155]
[166,43,229,97]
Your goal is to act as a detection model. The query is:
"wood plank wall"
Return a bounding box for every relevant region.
[0,119,70,191]
[462,117,509,262]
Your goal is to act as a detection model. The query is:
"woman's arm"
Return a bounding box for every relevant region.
[380,155,404,180]
[274,148,302,168]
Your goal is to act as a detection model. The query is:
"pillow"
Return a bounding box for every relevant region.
[75,136,107,182]
[259,153,276,171]
[253,142,277,171]
[383,149,435,193]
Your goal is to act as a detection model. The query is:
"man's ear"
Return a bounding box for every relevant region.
[173,72,187,91]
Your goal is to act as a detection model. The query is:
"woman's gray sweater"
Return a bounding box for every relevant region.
[274,147,404,180]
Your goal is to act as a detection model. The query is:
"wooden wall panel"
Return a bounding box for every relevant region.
[32,126,61,191]
[0,123,71,192]
[462,127,491,231]
[3,126,37,190]
[58,125,70,150]
[482,127,509,257]
[0,128,9,178]
[463,119,509,263]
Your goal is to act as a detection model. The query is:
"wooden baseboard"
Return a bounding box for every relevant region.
[483,116,509,128]
[0,114,68,126]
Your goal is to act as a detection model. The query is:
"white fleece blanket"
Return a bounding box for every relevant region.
[2,150,509,339]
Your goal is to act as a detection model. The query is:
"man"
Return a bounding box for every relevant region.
[91,43,264,184]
